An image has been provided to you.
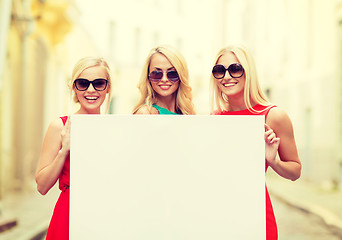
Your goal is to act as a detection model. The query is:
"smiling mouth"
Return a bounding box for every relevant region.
[85,96,99,101]
[159,85,171,90]
[223,82,238,87]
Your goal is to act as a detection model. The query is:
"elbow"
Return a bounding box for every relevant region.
[37,186,48,195]
[290,174,300,182]
[290,163,302,181]
[36,182,48,195]
[35,177,48,195]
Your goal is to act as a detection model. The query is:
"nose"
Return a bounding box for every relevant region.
[160,72,168,82]
[222,70,230,80]
[87,82,96,91]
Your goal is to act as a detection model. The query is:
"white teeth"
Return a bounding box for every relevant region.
[85,97,98,100]
[223,83,237,87]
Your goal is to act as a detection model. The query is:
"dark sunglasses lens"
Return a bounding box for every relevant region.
[149,71,163,81]
[228,63,244,78]
[167,70,179,82]
[212,65,226,79]
[75,79,90,91]
[93,79,108,91]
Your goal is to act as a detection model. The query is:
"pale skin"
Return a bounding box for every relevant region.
[35,66,109,195]
[265,108,301,181]
[135,53,180,114]
[216,52,301,181]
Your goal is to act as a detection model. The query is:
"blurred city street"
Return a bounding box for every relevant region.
[1,172,342,239]
[267,172,342,240]
[273,197,342,240]
[1,0,342,239]
[0,185,59,240]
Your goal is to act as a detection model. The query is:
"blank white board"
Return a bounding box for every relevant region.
[70,115,266,239]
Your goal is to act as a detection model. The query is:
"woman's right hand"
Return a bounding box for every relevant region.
[61,117,71,152]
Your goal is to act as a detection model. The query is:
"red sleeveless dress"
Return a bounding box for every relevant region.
[214,104,278,240]
[46,116,70,240]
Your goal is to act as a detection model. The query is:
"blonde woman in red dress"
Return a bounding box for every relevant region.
[35,57,113,240]
[210,45,302,240]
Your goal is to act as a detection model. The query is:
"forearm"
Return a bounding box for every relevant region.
[36,148,69,195]
[268,158,301,181]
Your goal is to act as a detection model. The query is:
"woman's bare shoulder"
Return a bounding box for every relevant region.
[47,117,65,133]
[134,105,158,114]
[267,107,293,130]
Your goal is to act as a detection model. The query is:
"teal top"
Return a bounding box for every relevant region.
[152,104,179,115]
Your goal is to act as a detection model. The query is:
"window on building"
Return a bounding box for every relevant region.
[134,27,141,65]
[265,88,271,100]
[153,32,160,46]
[339,20,342,143]
[108,21,116,63]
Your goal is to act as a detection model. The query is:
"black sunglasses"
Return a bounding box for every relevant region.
[148,70,180,82]
[212,63,244,79]
[74,78,108,91]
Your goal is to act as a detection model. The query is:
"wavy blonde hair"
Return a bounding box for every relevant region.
[210,45,270,112]
[69,57,113,113]
[132,45,195,115]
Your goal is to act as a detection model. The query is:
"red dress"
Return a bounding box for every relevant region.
[46,116,70,240]
[214,104,278,240]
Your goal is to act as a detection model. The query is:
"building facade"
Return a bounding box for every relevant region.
[1,0,342,207]
[0,0,74,199]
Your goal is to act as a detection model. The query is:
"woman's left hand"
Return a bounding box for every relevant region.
[264,123,280,166]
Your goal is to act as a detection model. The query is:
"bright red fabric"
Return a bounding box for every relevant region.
[46,116,70,240]
[214,104,278,240]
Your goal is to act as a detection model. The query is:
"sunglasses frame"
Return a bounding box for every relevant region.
[74,78,109,91]
[212,63,245,79]
[148,69,180,83]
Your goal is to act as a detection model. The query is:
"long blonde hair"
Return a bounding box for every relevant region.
[69,57,113,113]
[133,45,195,115]
[210,45,269,112]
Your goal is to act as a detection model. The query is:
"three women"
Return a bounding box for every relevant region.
[36,45,301,240]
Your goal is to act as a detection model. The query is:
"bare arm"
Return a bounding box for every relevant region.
[35,117,70,195]
[266,107,302,181]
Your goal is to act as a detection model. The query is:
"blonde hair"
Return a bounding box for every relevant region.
[132,45,195,115]
[210,45,269,112]
[69,57,113,113]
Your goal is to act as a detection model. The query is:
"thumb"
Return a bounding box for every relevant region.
[264,123,271,131]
